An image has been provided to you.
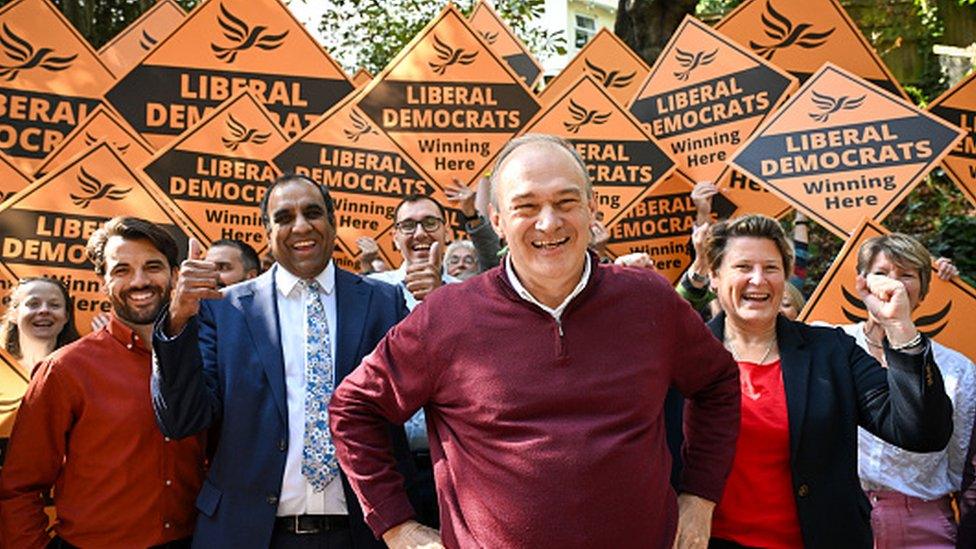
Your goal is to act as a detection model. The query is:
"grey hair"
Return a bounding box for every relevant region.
[487,134,591,209]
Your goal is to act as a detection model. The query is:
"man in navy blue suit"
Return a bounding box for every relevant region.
[151,174,417,548]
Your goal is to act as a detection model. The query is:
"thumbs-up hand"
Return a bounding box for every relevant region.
[167,238,223,336]
[404,241,443,302]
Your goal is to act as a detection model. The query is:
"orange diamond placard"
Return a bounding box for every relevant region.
[273,92,439,271]
[0,0,116,173]
[351,68,373,89]
[468,0,543,89]
[629,16,796,186]
[141,91,288,254]
[0,344,28,438]
[357,5,540,190]
[799,219,976,362]
[98,0,186,76]
[105,0,354,148]
[0,142,200,334]
[34,104,155,178]
[731,63,964,238]
[519,74,675,226]
[540,28,649,107]
[606,170,737,283]
[0,150,30,204]
[927,70,976,208]
[715,0,907,99]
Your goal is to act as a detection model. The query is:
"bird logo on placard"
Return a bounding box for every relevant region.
[211,3,288,63]
[343,111,377,143]
[85,132,130,155]
[479,30,499,45]
[0,23,77,81]
[809,91,865,123]
[584,59,636,90]
[221,114,271,151]
[563,100,611,134]
[70,167,131,209]
[841,286,952,338]
[673,48,717,81]
[749,0,835,60]
[429,35,478,76]
[138,30,158,52]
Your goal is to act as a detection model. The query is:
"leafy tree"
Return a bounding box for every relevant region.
[317,0,566,75]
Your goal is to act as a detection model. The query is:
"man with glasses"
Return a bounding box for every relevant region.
[368,195,457,311]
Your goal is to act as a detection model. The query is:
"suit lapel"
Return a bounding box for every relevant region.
[335,268,370,382]
[241,267,287,421]
[776,315,811,462]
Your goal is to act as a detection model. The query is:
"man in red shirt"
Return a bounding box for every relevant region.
[0,217,205,548]
[329,134,741,549]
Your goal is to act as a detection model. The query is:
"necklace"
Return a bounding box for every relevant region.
[726,336,776,364]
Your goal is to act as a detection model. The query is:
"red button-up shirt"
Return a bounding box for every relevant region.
[0,316,205,548]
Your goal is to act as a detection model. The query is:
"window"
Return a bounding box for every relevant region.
[574,14,596,49]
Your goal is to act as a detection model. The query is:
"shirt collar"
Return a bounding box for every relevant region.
[106,314,148,352]
[275,260,336,298]
[505,253,591,320]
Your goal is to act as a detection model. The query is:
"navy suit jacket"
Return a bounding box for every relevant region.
[151,265,413,548]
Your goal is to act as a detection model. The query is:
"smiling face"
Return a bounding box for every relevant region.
[102,236,175,326]
[393,199,447,266]
[711,236,786,330]
[13,280,68,344]
[866,251,923,310]
[446,246,479,279]
[490,141,595,303]
[266,179,336,279]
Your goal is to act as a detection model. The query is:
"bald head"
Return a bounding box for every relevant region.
[489,134,591,209]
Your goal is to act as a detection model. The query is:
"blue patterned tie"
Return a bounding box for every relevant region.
[301,280,339,492]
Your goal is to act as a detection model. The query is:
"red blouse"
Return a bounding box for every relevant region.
[712,359,803,548]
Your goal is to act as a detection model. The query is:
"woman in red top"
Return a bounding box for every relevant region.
[699,215,952,548]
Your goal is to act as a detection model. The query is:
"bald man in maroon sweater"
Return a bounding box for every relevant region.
[329,135,740,549]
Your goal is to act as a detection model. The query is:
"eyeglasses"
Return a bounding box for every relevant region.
[447,255,477,266]
[394,216,443,235]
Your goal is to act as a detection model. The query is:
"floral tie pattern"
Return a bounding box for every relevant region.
[301,280,339,491]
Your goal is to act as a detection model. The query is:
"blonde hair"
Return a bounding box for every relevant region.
[703,214,795,275]
[856,233,932,300]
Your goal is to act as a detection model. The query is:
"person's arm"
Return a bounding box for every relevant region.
[329,305,441,542]
[958,417,976,549]
[947,358,976,492]
[665,282,739,543]
[790,212,809,290]
[358,236,381,275]
[852,275,952,452]
[0,359,75,548]
[444,177,501,271]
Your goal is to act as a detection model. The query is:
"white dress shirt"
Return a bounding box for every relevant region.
[275,261,347,515]
[505,254,591,322]
[843,322,976,500]
[368,263,458,311]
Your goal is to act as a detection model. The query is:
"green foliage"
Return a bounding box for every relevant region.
[695,0,742,18]
[318,0,566,75]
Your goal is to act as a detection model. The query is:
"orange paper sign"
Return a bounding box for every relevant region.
[519,74,676,226]
[468,0,543,89]
[98,0,186,76]
[0,0,116,173]
[731,63,964,238]
[0,150,30,203]
[141,91,288,254]
[606,170,737,283]
[927,70,976,208]
[715,0,907,99]
[356,5,539,191]
[0,141,199,334]
[34,104,155,178]
[799,219,976,362]
[273,92,438,271]
[540,28,649,108]
[105,0,354,148]
[351,68,373,89]
[0,344,27,439]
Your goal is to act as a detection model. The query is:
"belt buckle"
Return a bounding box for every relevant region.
[293,515,320,535]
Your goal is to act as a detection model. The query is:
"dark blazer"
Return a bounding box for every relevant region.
[151,265,412,548]
[706,313,953,548]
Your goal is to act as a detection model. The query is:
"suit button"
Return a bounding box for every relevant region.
[278,438,287,451]
[798,484,810,497]
[267,495,278,505]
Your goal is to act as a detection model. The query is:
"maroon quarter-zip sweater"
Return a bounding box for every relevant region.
[330,258,740,548]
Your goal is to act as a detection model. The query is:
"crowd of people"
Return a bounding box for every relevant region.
[0,133,972,549]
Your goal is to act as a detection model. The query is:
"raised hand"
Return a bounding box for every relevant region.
[167,238,223,336]
[934,257,958,281]
[690,181,719,225]
[857,274,918,347]
[404,241,443,302]
[443,178,477,218]
[615,252,656,270]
